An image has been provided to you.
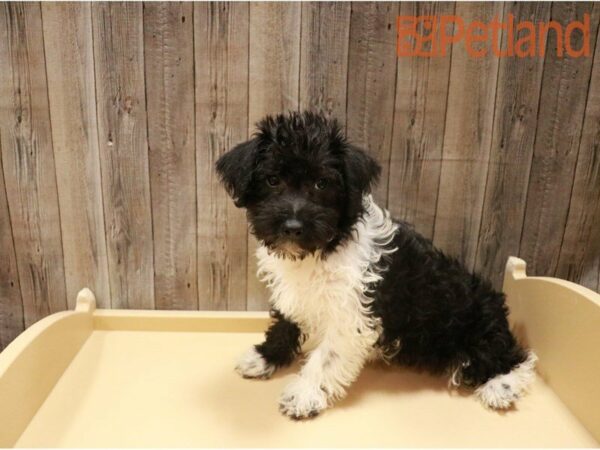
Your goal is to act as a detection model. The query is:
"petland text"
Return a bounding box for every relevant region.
[397,14,591,58]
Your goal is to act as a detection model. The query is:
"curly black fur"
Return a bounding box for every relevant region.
[217,110,528,390]
[216,111,380,256]
[372,221,527,386]
[255,310,303,368]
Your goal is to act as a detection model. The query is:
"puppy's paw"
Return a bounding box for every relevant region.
[278,376,328,420]
[235,347,275,379]
[475,351,537,410]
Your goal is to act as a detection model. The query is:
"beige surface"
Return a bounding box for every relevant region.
[505,257,600,444]
[0,305,92,447]
[1,260,600,447]
[15,329,596,448]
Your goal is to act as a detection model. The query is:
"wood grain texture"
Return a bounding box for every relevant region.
[433,2,504,270]
[520,3,600,277]
[0,2,67,326]
[195,2,249,311]
[246,2,301,310]
[299,2,351,122]
[0,140,24,349]
[248,2,300,119]
[387,1,454,239]
[473,2,550,288]
[3,2,600,350]
[42,3,110,309]
[144,2,197,310]
[92,2,154,309]
[346,2,399,206]
[556,22,600,292]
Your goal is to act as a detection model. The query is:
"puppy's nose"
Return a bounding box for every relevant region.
[283,219,303,238]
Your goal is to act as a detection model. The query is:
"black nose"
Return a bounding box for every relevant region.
[283,219,303,237]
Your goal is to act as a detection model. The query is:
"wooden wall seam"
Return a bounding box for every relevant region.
[142,4,157,311]
[89,1,113,309]
[39,1,69,313]
[191,4,199,310]
[0,134,25,349]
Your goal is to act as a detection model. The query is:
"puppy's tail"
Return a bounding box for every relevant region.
[474,350,538,409]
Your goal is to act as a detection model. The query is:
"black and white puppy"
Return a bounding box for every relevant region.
[216,111,536,420]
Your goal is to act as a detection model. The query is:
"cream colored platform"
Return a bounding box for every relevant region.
[0,257,599,447]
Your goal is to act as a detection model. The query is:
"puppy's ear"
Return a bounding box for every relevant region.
[215,138,258,207]
[344,144,381,195]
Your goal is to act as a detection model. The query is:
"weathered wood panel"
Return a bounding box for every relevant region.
[556,21,600,292]
[0,140,24,348]
[0,2,67,326]
[299,3,351,122]
[92,2,154,309]
[520,3,600,277]
[248,2,301,119]
[3,1,600,350]
[433,2,504,270]
[246,2,301,310]
[387,1,454,239]
[144,2,197,310]
[346,2,399,206]
[195,2,249,311]
[42,3,110,309]
[473,2,550,288]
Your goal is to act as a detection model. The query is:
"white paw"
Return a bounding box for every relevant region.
[476,376,521,409]
[235,347,275,379]
[278,376,329,419]
[476,352,537,409]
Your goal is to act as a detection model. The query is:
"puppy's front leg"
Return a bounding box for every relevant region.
[236,310,302,379]
[279,327,374,419]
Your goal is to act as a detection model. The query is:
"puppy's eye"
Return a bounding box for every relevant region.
[267,175,280,187]
[315,178,328,190]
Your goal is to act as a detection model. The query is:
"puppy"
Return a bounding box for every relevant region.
[216,111,536,419]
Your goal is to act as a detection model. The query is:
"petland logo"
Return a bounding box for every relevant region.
[397,14,591,58]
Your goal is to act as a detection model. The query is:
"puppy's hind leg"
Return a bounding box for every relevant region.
[236,310,302,379]
[460,329,537,409]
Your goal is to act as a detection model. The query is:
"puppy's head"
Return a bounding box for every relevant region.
[216,111,380,258]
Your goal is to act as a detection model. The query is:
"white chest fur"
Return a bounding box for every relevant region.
[255,196,397,349]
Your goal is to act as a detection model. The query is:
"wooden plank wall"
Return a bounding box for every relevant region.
[1,1,599,348]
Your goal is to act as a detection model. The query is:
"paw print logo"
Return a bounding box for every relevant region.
[397,15,439,57]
